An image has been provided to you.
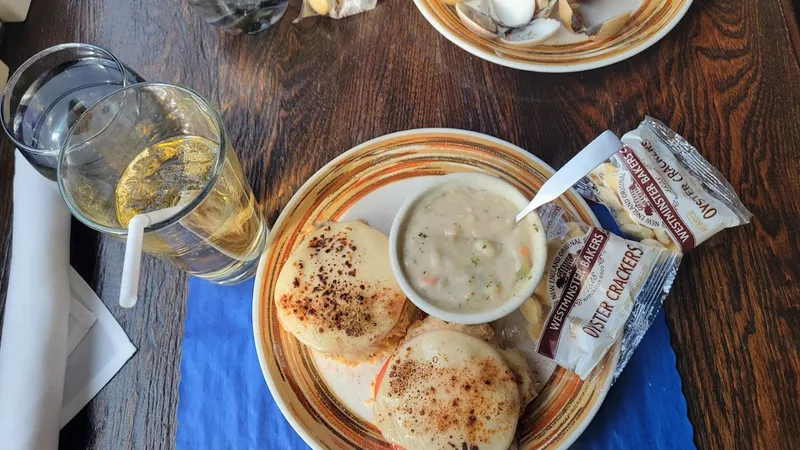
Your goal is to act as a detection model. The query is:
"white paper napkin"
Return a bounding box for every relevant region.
[68,295,96,356]
[0,152,72,449]
[61,268,135,426]
[0,152,136,448]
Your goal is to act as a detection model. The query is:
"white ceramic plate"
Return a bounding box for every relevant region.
[253,129,619,449]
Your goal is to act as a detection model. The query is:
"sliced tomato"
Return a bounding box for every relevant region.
[373,357,391,399]
[373,358,406,450]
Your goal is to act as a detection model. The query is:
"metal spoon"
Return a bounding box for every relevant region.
[516,130,623,223]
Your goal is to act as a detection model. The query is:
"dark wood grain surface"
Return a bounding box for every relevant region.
[1,0,799,448]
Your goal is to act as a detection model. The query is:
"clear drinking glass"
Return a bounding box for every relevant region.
[1,43,144,180]
[188,0,289,34]
[57,83,267,285]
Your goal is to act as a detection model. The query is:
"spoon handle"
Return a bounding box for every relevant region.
[516,130,622,223]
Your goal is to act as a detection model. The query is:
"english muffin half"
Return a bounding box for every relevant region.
[275,221,414,364]
[373,318,536,450]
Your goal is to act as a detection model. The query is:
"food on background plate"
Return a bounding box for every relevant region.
[373,317,535,450]
[500,18,562,47]
[395,178,545,316]
[275,221,415,365]
[556,0,630,39]
[456,2,500,40]
[452,0,632,46]
[577,117,753,252]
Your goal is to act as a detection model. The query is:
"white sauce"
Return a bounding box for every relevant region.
[401,185,537,313]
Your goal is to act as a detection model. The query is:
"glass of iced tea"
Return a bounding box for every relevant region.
[57,82,267,284]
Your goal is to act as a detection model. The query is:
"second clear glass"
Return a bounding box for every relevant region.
[1,43,144,179]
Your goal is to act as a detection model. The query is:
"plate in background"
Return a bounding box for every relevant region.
[413,0,693,72]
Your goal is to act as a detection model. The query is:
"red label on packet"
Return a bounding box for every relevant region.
[538,228,608,359]
[617,145,696,251]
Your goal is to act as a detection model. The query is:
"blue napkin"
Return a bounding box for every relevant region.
[177,203,695,449]
[177,278,307,449]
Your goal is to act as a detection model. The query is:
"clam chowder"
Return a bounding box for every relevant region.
[401,185,537,313]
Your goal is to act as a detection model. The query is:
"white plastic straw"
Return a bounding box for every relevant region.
[119,205,183,308]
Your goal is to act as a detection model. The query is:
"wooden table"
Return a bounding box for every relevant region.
[1,0,799,448]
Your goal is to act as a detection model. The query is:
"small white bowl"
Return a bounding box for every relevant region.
[389,173,548,324]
